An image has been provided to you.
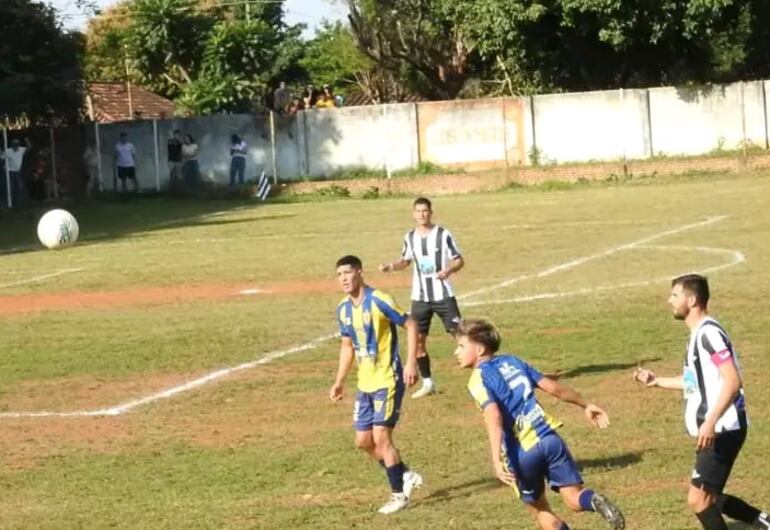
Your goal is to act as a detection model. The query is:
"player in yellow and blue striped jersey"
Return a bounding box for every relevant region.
[329,255,423,515]
[456,318,625,530]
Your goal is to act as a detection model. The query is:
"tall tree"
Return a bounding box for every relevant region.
[0,0,83,123]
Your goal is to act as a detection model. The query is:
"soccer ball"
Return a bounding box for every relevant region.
[37,209,79,249]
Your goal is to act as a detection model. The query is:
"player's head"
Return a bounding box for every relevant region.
[336,255,364,295]
[413,197,433,227]
[669,274,709,320]
[454,318,501,368]
[119,132,127,143]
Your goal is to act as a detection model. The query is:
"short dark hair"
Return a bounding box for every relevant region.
[413,197,432,209]
[456,319,501,354]
[672,274,710,307]
[336,255,363,269]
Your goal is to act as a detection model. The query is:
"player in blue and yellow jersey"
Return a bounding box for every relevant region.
[329,255,423,515]
[455,318,625,530]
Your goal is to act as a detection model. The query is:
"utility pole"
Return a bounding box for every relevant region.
[124,45,134,119]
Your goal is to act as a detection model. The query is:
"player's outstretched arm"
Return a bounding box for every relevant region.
[379,258,411,273]
[402,317,419,387]
[632,366,684,390]
[536,377,610,429]
[481,403,516,486]
[329,337,355,402]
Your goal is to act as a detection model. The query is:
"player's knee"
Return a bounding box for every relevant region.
[563,492,581,512]
[687,487,713,513]
[372,431,393,451]
[354,435,374,452]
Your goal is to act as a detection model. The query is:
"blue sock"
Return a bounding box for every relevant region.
[579,489,596,512]
[385,463,405,493]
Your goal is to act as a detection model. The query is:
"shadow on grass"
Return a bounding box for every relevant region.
[0,196,296,255]
[549,358,662,379]
[577,451,644,472]
[420,476,501,506]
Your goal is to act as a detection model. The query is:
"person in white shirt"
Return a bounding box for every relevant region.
[181,134,200,188]
[229,134,247,186]
[633,274,769,530]
[2,137,32,207]
[114,132,139,193]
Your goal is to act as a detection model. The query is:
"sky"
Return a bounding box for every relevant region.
[46,0,349,36]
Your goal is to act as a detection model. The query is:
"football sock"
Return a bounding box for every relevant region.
[417,355,432,379]
[720,494,761,523]
[696,504,728,530]
[578,489,596,512]
[385,463,405,493]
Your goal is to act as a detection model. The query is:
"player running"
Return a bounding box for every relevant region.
[633,274,769,530]
[329,255,424,514]
[456,318,625,530]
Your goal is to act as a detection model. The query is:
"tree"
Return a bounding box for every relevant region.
[0,0,83,123]
[299,21,372,93]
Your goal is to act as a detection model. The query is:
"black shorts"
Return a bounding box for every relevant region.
[691,428,746,494]
[410,298,462,336]
[117,166,136,180]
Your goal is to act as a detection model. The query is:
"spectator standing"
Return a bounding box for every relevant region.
[315,86,337,109]
[168,130,183,182]
[114,132,139,193]
[181,134,200,189]
[229,134,247,186]
[273,81,291,114]
[2,138,32,207]
[287,98,304,116]
[83,145,99,197]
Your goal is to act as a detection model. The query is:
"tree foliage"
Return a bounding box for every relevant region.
[0,0,83,123]
[347,0,770,100]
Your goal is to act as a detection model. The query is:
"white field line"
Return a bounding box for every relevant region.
[0,268,85,289]
[0,216,734,419]
[0,333,338,418]
[458,215,727,301]
[464,244,745,307]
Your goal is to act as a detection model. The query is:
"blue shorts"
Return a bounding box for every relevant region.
[507,432,583,503]
[353,383,404,431]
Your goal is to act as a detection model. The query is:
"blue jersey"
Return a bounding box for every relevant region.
[467,355,562,452]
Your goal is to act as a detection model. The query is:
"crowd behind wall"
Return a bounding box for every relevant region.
[2,79,769,205]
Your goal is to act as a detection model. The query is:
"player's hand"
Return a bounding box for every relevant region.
[633,365,658,387]
[493,461,516,486]
[379,263,392,273]
[436,268,451,280]
[404,361,419,387]
[697,419,716,450]
[584,404,610,429]
[329,383,344,402]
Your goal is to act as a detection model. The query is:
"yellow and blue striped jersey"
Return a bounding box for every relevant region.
[467,355,562,452]
[337,286,409,393]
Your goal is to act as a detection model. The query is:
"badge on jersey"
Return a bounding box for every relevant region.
[417,257,436,275]
[683,367,698,397]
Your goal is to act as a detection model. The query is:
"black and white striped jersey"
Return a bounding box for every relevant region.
[401,226,461,302]
[683,316,748,436]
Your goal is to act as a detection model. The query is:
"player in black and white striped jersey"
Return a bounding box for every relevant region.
[380,197,465,398]
[634,274,769,530]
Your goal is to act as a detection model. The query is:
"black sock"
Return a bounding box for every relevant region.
[696,504,728,530]
[385,463,405,493]
[417,355,431,379]
[720,494,761,523]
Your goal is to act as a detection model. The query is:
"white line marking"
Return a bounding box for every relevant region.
[237,289,269,296]
[0,334,338,418]
[0,216,736,418]
[0,268,85,289]
[458,216,727,300]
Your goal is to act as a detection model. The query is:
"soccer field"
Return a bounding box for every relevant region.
[1,172,769,529]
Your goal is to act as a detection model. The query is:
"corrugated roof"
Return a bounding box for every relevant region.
[86,82,176,123]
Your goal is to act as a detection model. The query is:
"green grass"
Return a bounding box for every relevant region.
[1,170,769,528]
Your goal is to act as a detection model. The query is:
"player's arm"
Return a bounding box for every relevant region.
[403,316,419,386]
[379,258,411,273]
[633,366,684,390]
[437,255,464,280]
[481,402,516,486]
[329,337,355,402]
[536,377,610,429]
[696,356,742,450]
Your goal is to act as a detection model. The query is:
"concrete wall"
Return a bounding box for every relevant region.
[648,82,766,156]
[89,78,770,188]
[532,89,650,164]
[303,103,418,178]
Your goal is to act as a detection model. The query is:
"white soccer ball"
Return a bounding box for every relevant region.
[37,209,79,249]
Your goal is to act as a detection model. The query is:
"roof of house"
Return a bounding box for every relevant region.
[86,82,176,123]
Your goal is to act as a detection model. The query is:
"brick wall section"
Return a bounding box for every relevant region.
[282,153,770,197]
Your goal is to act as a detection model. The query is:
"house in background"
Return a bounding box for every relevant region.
[85,82,176,123]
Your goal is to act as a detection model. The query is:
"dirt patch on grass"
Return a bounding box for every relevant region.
[0,275,410,316]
